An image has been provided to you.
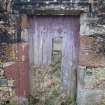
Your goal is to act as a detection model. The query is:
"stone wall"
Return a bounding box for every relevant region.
[77,66,105,105]
[80,13,105,35]
[0,63,15,104]
[78,14,105,105]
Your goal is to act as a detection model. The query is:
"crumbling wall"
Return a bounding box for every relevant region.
[1,0,105,105]
[0,1,30,104]
[78,1,105,103]
[77,28,105,105]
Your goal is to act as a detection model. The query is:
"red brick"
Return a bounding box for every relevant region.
[4,43,30,97]
[79,36,105,67]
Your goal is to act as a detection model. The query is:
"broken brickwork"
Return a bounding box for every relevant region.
[1,0,105,105]
[0,0,28,103]
[77,34,105,105]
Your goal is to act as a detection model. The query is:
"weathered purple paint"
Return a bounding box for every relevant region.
[28,16,80,96]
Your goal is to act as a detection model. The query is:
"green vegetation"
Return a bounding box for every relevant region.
[28,95,40,105]
[45,100,54,105]
[0,101,17,105]
[61,96,75,105]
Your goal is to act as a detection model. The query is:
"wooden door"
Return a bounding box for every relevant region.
[28,16,80,104]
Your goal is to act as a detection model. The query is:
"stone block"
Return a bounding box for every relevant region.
[0,79,8,86]
[8,80,15,87]
[77,89,103,105]
[0,70,4,78]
